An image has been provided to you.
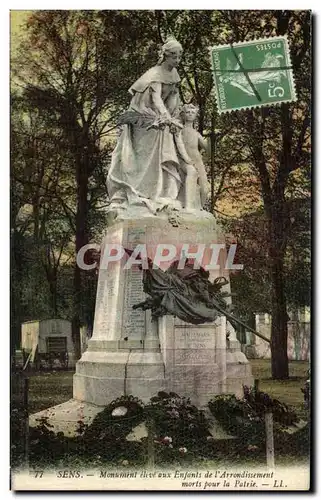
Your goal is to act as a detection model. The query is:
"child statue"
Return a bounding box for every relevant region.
[179,104,211,207]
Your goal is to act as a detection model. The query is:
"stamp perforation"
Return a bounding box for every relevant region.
[208,34,290,52]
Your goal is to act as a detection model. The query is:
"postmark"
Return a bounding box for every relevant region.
[210,36,297,113]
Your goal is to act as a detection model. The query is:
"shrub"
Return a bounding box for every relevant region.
[243,385,299,427]
[208,386,299,446]
[80,395,146,463]
[11,405,27,467]
[17,388,305,468]
[145,391,211,463]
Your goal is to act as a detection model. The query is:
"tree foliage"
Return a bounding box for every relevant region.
[11,10,310,376]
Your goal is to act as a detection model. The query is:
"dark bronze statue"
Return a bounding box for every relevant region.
[125,249,270,344]
[126,249,231,325]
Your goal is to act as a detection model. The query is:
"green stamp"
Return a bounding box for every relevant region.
[210,36,297,113]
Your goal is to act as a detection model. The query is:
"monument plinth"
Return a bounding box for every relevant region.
[73,214,253,407]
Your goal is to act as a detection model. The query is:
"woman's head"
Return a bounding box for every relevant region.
[158,37,183,67]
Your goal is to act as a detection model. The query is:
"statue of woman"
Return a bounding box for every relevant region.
[107,37,199,215]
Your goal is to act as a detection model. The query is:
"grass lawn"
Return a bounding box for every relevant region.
[27,359,309,415]
[27,370,74,414]
[250,359,309,411]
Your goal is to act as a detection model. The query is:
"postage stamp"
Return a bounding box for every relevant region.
[210,36,297,113]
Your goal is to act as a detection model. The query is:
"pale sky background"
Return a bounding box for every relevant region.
[10,11,29,53]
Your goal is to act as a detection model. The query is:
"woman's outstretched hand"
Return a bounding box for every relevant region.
[147,114,183,133]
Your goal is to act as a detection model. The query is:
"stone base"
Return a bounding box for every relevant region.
[73,215,253,407]
[156,315,228,407]
[72,339,253,407]
[73,341,166,405]
[29,399,103,437]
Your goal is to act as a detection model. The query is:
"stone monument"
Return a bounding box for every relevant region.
[30,38,253,433]
[73,37,253,408]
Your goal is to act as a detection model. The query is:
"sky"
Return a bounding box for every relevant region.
[10,10,29,54]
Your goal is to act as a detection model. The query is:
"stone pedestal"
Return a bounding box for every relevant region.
[73,213,253,406]
[159,316,227,407]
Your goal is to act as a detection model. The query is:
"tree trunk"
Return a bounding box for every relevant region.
[270,254,289,379]
[269,207,289,379]
[72,157,89,361]
[198,103,205,135]
[210,113,216,213]
[48,276,58,317]
[11,230,24,353]
[72,278,81,361]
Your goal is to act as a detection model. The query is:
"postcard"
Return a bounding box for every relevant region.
[10,9,311,491]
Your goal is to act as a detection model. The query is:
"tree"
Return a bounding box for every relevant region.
[11,93,76,347]
[156,10,311,378]
[13,11,119,358]
[223,196,310,320]
[213,11,311,378]
[11,10,310,377]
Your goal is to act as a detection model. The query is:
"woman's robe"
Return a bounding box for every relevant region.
[107,65,189,212]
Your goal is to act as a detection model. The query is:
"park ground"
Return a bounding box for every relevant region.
[10,358,309,471]
[27,359,309,416]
